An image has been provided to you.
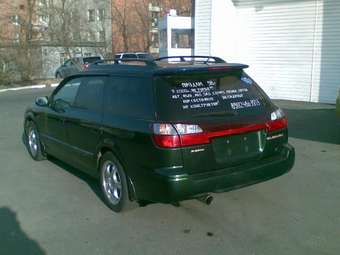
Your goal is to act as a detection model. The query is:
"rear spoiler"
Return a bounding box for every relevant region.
[154,63,249,76]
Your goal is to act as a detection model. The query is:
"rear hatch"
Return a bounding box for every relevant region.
[82,57,102,71]
[154,65,287,174]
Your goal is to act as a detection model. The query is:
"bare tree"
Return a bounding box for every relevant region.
[0,0,38,82]
[133,0,154,52]
[111,0,130,52]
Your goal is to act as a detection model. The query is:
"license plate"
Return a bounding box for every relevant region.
[212,131,265,165]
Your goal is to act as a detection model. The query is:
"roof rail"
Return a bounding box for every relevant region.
[92,58,157,67]
[155,56,226,64]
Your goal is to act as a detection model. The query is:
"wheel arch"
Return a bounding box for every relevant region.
[96,140,137,201]
[24,112,36,134]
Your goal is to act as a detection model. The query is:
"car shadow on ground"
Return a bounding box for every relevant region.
[47,155,105,200]
[276,100,340,145]
[21,132,107,208]
[21,133,147,209]
[0,207,46,255]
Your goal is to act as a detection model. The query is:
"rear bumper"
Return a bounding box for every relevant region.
[139,143,295,203]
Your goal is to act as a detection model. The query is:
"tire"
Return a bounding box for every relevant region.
[100,152,131,212]
[25,121,46,161]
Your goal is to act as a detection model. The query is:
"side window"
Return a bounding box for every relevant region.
[73,76,105,112]
[104,77,153,118]
[53,78,81,106]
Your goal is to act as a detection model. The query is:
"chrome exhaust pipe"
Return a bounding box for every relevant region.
[197,194,213,205]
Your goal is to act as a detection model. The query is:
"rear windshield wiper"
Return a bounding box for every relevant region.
[193,111,238,118]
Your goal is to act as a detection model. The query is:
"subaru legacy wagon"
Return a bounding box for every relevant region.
[24,56,295,212]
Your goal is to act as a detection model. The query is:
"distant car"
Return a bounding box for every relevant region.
[55,56,101,79]
[114,52,153,60]
[336,88,340,116]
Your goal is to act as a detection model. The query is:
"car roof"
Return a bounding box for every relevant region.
[84,56,249,77]
[115,52,137,55]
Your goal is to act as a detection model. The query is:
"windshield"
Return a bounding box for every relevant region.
[155,71,270,121]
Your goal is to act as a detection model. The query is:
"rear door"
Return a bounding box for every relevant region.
[155,69,274,173]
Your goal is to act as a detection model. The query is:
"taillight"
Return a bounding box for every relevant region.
[82,64,89,70]
[152,123,180,148]
[266,109,288,132]
[153,109,288,148]
[173,124,203,134]
[152,123,206,148]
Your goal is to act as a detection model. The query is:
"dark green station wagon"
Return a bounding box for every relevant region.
[24,56,295,212]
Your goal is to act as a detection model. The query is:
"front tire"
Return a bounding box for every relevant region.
[25,121,45,161]
[100,152,131,212]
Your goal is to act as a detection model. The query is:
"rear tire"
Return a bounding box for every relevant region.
[99,152,131,212]
[25,121,46,161]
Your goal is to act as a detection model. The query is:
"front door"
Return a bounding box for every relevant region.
[63,76,106,175]
[44,78,81,161]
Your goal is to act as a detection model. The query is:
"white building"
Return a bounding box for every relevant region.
[159,10,194,58]
[195,0,340,103]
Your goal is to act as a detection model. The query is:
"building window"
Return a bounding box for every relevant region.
[60,53,67,65]
[151,11,159,28]
[87,32,95,42]
[97,9,105,22]
[88,9,95,22]
[151,32,159,48]
[38,0,46,6]
[98,31,105,42]
[11,15,20,26]
[171,29,193,49]
[14,33,20,43]
[38,15,49,24]
[72,32,80,42]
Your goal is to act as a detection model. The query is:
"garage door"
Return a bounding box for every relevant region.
[233,0,319,102]
[233,0,340,103]
[195,0,340,103]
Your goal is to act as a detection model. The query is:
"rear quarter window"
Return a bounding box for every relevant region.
[104,77,154,119]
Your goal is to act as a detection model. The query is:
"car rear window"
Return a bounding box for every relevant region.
[83,57,101,64]
[155,70,270,121]
[122,54,137,59]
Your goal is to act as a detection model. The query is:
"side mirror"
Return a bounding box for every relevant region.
[35,96,49,107]
[52,98,69,113]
